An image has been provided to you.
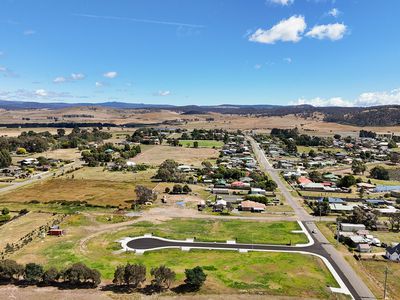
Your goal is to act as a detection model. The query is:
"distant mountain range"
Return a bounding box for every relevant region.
[0,99,399,127]
[0,99,281,111]
[0,99,174,110]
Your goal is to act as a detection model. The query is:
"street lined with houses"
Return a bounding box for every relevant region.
[249,136,376,300]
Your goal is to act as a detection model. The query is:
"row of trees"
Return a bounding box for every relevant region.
[81,143,141,167]
[0,260,207,292]
[112,264,206,292]
[0,260,100,287]
[130,128,165,144]
[165,184,192,194]
[0,127,113,155]
[181,129,227,141]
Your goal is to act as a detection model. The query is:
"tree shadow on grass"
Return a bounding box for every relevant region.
[102,283,178,295]
[171,283,198,294]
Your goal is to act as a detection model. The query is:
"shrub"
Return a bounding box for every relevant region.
[184,266,207,290]
[24,263,44,282]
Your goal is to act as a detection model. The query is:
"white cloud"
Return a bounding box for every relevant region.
[254,64,262,70]
[52,73,85,83]
[355,89,400,106]
[328,8,341,18]
[0,88,78,101]
[0,66,18,78]
[155,90,171,96]
[284,57,292,63]
[95,81,104,87]
[71,73,85,80]
[23,29,36,36]
[53,76,67,83]
[306,23,347,41]
[35,89,48,97]
[249,15,306,44]
[268,0,294,6]
[292,97,352,107]
[290,88,400,107]
[103,71,118,79]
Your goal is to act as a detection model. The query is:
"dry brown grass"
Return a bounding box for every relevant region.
[0,168,157,207]
[31,148,82,160]
[133,145,219,166]
[0,178,137,206]
[0,212,56,250]
[2,107,400,138]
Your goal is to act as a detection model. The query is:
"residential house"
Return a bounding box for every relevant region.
[239,200,266,213]
[386,244,400,261]
[250,188,266,195]
[19,158,39,167]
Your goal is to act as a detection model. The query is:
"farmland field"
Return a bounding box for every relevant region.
[179,139,224,148]
[0,167,157,207]
[133,145,219,166]
[0,212,57,251]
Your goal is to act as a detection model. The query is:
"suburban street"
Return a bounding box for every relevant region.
[248,137,376,300]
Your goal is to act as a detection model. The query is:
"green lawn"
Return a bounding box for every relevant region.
[42,243,339,298]
[117,219,307,244]
[296,146,344,154]
[179,140,224,148]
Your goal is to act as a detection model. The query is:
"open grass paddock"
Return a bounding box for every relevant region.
[10,216,342,299]
[179,140,224,148]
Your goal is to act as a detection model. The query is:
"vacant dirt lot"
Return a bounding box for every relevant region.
[133,145,219,166]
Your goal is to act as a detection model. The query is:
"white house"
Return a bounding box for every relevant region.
[250,188,266,195]
[19,158,39,166]
[386,244,400,261]
[126,161,136,167]
[177,165,192,172]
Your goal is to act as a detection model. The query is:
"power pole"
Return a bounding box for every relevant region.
[336,219,340,245]
[383,265,388,300]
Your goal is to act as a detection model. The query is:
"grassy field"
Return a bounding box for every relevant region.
[360,260,400,300]
[372,231,400,245]
[0,178,141,207]
[32,148,82,160]
[0,167,157,207]
[10,216,343,299]
[133,145,219,166]
[95,214,137,224]
[116,219,307,244]
[297,146,344,154]
[60,166,156,183]
[0,212,56,250]
[179,140,224,148]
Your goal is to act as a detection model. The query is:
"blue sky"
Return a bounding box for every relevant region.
[0,0,399,106]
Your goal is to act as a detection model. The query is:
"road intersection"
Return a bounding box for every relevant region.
[116,137,377,300]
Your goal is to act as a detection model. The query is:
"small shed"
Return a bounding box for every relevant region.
[340,223,366,232]
[357,243,371,253]
[48,228,65,236]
